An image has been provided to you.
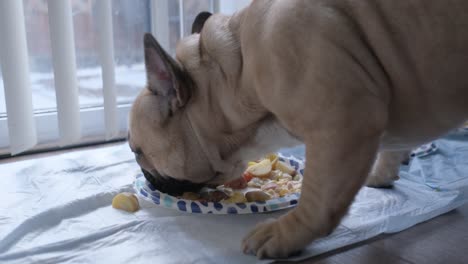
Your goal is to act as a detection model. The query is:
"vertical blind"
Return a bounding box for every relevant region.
[151,0,170,54]
[0,0,37,155]
[96,0,118,140]
[0,0,248,156]
[0,0,140,155]
[48,0,82,146]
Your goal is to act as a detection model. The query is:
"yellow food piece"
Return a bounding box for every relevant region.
[112,192,140,212]
[222,192,247,203]
[274,161,296,176]
[217,154,303,203]
[265,153,278,162]
[265,189,278,198]
[245,159,272,178]
[181,192,200,200]
[281,173,293,181]
[247,177,265,188]
[276,179,289,186]
[247,161,257,167]
[269,170,280,180]
[245,191,271,202]
[293,174,302,181]
[278,188,290,197]
[265,153,279,168]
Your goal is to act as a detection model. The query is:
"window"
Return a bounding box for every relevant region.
[0,0,250,156]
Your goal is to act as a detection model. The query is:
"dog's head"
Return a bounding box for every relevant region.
[129,12,251,195]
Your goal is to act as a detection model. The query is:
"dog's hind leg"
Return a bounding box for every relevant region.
[365,150,410,188]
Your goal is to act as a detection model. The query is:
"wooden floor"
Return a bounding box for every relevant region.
[277,203,468,264]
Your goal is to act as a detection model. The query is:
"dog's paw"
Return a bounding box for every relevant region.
[365,172,399,188]
[366,150,408,188]
[242,218,303,259]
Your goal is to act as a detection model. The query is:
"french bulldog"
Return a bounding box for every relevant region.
[128,0,468,258]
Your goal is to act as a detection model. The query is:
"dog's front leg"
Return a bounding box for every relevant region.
[242,122,382,259]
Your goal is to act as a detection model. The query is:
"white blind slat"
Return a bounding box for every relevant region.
[150,0,170,51]
[178,0,185,38]
[210,0,219,13]
[96,0,118,140]
[0,0,38,155]
[219,0,250,14]
[47,0,81,146]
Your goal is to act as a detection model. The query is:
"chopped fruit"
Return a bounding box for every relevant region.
[245,159,272,178]
[270,170,282,180]
[261,182,278,191]
[224,177,247,189]
[280,173,293,181]
[176,153,303,205]
[180,192,200,200]
[199,190,229,202]
[274,161,296,176]
[247,161,257,167]
[265,153,279,168]
[278,188,289,197]
[243,172,254,182]
[247,177,265,188]
[293,174,302,181]
[112,192,140,212]
[245,191,271,202]
[265,189,278,198]
[265,153,278,162]
[223,192,247,203]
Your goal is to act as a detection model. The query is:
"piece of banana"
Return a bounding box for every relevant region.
[112,192,140,212]
[274,161,296,176]
[245,159,272,178]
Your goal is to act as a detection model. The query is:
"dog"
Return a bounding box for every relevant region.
[128,0,468,258]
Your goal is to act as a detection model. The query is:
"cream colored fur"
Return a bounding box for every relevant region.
[129,0,468,258]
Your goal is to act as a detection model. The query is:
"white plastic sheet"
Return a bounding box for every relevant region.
[1,135,468,263]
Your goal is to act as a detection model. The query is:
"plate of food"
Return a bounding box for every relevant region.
[134,154,304,214]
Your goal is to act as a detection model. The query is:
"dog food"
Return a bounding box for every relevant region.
[112,192,140,212]
[180,154,302,203]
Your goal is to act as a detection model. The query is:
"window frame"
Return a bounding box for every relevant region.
[0,104,131,157]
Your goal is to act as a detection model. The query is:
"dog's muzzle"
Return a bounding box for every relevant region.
[141,168,204,196]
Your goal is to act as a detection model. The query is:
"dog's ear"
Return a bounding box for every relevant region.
[191,12,212,34]
[143,33,191,118]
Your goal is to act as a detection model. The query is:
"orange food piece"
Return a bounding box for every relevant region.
[243,172,254,182]
[224,177,247,189]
